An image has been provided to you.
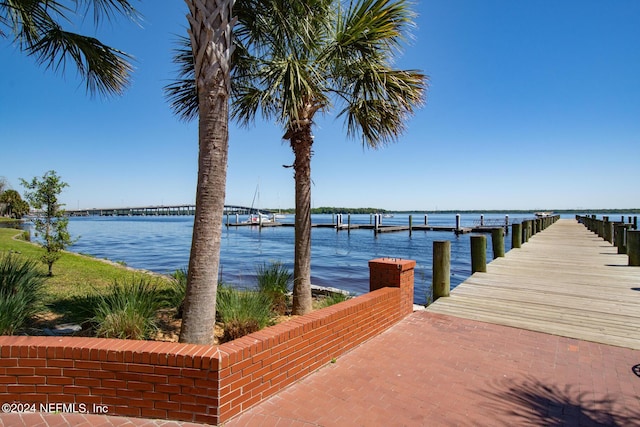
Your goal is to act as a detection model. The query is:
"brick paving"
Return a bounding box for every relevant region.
[2,311,640,426]
[0,412,207,426]
[224,311,640,426]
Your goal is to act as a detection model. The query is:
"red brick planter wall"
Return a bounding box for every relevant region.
[0,258,414,425]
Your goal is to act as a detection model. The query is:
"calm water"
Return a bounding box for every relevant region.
[59,213,544,305]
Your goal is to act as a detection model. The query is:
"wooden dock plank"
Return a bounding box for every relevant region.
[427,219,640,350]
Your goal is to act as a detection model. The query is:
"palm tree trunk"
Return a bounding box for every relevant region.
[179,91,229,344]
[289,124,314,315]
[179,0,234,345]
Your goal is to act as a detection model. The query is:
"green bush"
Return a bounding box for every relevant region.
[164,268,187,317]
[0,253,46,335]
[217,286,273,342]
[256,261,292,315]
[91,279,164,340]
[315,291,351,309]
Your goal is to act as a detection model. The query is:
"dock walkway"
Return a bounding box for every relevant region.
[427,218,640,349]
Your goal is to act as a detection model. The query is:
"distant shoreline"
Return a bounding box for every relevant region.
[295,208,640,215]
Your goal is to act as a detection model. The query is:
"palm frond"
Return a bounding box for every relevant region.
[77,0,140,26]
[334,0,415,60]
[164,34,198,122]
[28,24,133,96]
[1,0,137,96]
[338,64,427,148]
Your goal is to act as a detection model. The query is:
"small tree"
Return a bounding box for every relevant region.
[20,171,73,276]
[0,189,30,218]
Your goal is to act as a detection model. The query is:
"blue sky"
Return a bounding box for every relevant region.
[2,0,639,211]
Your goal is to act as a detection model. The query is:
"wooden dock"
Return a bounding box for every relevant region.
[427,219,640,350]
[227,221,498,235]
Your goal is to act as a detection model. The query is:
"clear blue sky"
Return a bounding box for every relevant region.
[2,1,639,211]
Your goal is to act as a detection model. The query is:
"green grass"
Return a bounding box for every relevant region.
[0,228,172,325]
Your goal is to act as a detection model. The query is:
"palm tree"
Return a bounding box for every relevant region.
[167,0,426,318]
[177,0,235,344]
[1,0,137,96]
[234,0,426,314]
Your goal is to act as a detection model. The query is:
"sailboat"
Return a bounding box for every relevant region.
[246,183,273,225]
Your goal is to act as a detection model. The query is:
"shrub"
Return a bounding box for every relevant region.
[0,253,46,335]
[256,261,292,315]
[217,286,273,342]
[314,291,351,309]
[164,268,188,317]
[91,279,164,340]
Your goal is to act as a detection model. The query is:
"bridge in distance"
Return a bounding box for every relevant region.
[66,204,269,217]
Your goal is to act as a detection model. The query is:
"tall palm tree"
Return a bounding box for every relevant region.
[234,0,426,314]
[177,0,235,344]
[1,0,137,96]
[166,0,426,318]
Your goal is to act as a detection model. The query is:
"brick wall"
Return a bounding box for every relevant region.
[0,258,415,425]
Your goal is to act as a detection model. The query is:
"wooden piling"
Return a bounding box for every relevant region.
[614,223,628,254]
[471,235,487,273]
[604,218,613,244]
[409,215,413,237]
[492,228,505,258]
[432,241,450,300]
[512,223,522,249]
[628,230,640,266]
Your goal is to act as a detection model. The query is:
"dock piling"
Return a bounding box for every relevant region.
[492,228,505,258]
[471,235,487,273]
[432,241,450,300]
[512,223,522,249]
[628,231,640,266]
[615,223,629,254]
[409,215,413,237]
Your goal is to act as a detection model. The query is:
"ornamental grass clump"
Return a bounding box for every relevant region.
[315,291,351,309]
[0,253,46,335]
[256,261,292,315]
[216,285,273,342]
[92,279,164,340]
[165,268,188,317]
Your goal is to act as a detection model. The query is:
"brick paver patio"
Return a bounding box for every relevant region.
[3,311,640,426]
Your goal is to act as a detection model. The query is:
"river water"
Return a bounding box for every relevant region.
[55,212,549,305]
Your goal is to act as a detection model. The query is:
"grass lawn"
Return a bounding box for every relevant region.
[0,227,173,325]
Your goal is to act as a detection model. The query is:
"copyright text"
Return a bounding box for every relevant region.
[1,402,109,414]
